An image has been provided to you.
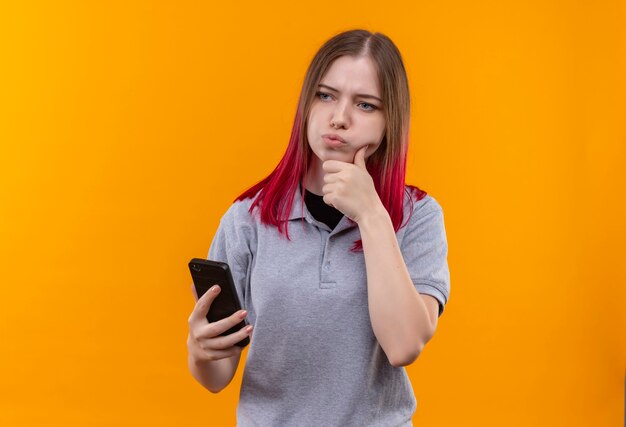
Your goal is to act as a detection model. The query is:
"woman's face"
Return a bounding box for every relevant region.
[306,55,386,166]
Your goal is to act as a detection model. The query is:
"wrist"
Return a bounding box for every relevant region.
[357,202,390,230]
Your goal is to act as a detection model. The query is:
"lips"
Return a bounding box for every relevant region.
[322,133,346,143]
[322,134,347,148]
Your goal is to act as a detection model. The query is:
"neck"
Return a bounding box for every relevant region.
[304,158,324,196]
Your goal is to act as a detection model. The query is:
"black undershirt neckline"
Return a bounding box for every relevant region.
[303,185,344,231]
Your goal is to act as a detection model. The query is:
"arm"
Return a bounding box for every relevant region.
[320,148,447,366]
[187,349,242,393]
[358,205,439,367]
[192,202,254,392]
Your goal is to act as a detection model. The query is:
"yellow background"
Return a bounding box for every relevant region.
[1,1,624,426]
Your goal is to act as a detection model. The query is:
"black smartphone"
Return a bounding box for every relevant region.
[188,258,250,348]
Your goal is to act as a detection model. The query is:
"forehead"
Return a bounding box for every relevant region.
[320,56,381,95]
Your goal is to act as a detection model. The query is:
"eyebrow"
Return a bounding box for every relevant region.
[318,84,383,103]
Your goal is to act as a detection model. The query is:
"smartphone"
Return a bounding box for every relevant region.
[188,258,250,348]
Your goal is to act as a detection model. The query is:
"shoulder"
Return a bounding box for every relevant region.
[221,190,261,226]
[213,192,261,251]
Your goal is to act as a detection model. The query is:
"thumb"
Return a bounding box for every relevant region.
[353,145,368,169]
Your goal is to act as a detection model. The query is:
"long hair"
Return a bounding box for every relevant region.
[234,29,427,252]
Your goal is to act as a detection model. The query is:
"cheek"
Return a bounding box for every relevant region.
[363,121,386,144]
[370,123,386,150]
[362,115,384,131]
[307,109,321,132]
[377,120,386,141]
[306,111,317,136]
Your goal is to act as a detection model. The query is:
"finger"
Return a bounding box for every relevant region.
[205,308,249,337]
[322,160,344,173]
[323,172,339,184]
[322,193,335,208]
[189,284,221,324]
[321,183,332,195]
[353,145,368,168]
[206,324,253,350]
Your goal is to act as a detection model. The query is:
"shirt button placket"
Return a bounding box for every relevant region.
[319,232,336,289]
[322,253,330,279]
[323,234,330,278]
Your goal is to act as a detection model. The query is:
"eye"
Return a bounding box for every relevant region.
[316,91,379,111]
[359,102,378,112]
[316,91,332,101]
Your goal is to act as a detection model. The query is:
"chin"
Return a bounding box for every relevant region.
[310,146,329,158]
[322,151,349,162]
[321,152,352,163]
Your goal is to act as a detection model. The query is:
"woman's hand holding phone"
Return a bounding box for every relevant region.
[187,283,253,362]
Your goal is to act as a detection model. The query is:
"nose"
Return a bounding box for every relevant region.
[330,101,349,129]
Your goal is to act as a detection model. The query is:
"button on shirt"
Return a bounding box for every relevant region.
[207,184,450,427]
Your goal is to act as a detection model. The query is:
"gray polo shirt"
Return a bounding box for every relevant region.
[207,184,450,426]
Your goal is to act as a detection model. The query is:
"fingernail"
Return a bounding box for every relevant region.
[240,310,247,318]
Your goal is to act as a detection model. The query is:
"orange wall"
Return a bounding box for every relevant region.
[1,1,624,426]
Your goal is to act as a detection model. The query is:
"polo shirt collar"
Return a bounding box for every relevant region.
[287,183,358,233]
[287,182,307,220]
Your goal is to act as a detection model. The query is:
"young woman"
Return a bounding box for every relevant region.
[187,29,451,426]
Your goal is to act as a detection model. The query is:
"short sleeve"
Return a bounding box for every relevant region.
[400,197,451,317]
[206,203,254,313]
